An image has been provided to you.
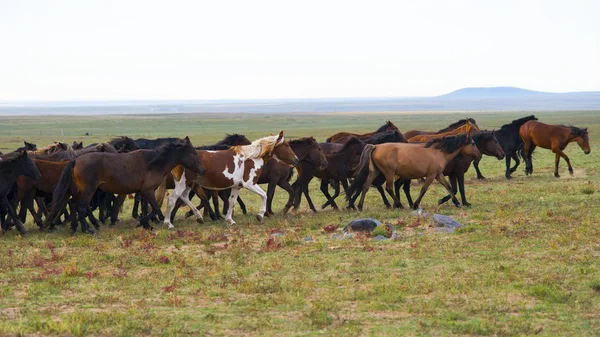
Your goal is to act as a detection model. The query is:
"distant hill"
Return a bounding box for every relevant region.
[1,87,600,115]
[438,86,549,99]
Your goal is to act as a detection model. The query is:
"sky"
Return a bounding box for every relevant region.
[0,0,599,101]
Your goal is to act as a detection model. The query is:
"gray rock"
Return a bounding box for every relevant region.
[412,209,431,217]
[303,236,313,242]
[431,214,464,232]
[391,233,400,240]
[373,235,389,241]
[270,232,283,238]
[343,218,382,234]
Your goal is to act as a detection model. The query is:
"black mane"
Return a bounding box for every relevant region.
[147,141,185,168]
[365,130,407,144]
[289,137,319,146]
[215,133,250,146]
[500,115,538,131]
[424,134,470,153]
[473,130,496,144]
[570,126,588,137]
[134,137,182,150]
[436,118,477,133]
[339,136,364,152]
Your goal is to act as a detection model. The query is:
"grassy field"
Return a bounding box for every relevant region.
[1,111,599,336]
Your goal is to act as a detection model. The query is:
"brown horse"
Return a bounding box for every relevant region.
[346,134,481,210]
[46,137,204,233]
[30,142,73,156]
[520,121,591,177]
[163,131,299,227]
[403,118,478,140]
[436,131,505,206]
[407,121,480,143]
[326,121,398,143]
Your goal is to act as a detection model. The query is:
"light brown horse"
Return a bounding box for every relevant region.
[45,137,204,233]
[326,121,398,143]
[403,118,479,140]
[30,142,73,156]
[407,121,480,143]
[520,121,591,177]
[346,134,481,210]
[163,131,299,227]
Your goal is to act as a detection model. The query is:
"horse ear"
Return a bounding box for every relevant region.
[184,136,192,145]
[278,130,284,139]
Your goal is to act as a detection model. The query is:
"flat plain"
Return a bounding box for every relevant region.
[1,110,599,336]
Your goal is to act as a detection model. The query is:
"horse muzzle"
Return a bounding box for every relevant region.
[584,150,591,155]
[497,153,506,160]
[292,158,300,167]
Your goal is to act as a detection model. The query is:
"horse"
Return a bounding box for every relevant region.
[407,121,480,143]
[72,141,84,150]
[473,115,537,180]
[346,134,481,211]
[201,137,328,217]
[292,137,364,212]
[403,118,478,140]
[45,137,204,234]
[325,121,398,143]
[41,143,118,161]
[0,150,41,235]
[150,134,253,221]
[437,131,505,206]
[31,142,73,156]
[520,121,591,177]
[162,131,299,227]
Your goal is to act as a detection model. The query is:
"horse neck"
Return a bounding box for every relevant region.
[74,146,99,156]
[147,150,185,175]
[289,143,308,160]
[437,147,465,165]
[338,145,361,161]
[0,162,21,184]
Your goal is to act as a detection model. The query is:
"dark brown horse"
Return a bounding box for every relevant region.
[326,121,398,143]
[437,131,505,206]
[162,131,299,227]
[347,134,481,210]
[0,150,41,235]
[473,115,537,179]
[403,118,478,140]
[292,137,365,212]
[520,121,591,177]
[46,137,204,233]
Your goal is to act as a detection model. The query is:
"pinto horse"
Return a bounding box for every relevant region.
[326,121,398,143]
[520,121,591,177]
[437,131,505,206]
[403,118,478,140]
[407,121,480,143]
[0,150,41,235]
[346,134,481,211]
[46,137,204,233]
[163,131,299,227]
[473,115,537,179]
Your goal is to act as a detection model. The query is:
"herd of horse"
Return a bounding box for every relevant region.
[0,116,591,236]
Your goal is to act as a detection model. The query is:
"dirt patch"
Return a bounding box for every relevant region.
[0,307,21,320]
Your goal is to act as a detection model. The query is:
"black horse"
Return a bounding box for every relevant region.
[0,150,41,235]
[473,115,538,179]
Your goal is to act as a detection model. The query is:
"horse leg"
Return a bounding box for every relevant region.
[109,194,126,226]
[509,153,520,174]
[436,173,461,207]
[402,180,414,208]
[225,187,241,226]
[553,152,561,178]
[266,182,277,216]
[505,154,513,179]
[1,195,27,235]
[412,176,436,210]
[86,206,101,229]
[180,185,206,225]
[302,180,318,213]
[162,174,190,228]
[24,196,44,228]
[376,183,391,209]
[438,174,457,205]
[356,169,380,212]
[457,173,470,206]
[473,158,486,180]
[281,180,295,215]
[292,179,302,210]
[245,183,268,222]
[131,192,140,219]
[237,196,248,215]
[320,179,336,210]
[384,173,403,209]
[559,151,574,175]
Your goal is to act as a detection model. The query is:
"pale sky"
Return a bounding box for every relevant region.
[1,0,599,100]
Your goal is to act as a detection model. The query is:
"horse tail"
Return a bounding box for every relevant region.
[155,177,168,208]
[346,144,376,201]
[286,166,295,182]
[45,160,76,227]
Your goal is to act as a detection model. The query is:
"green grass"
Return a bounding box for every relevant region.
[1,110,600,336]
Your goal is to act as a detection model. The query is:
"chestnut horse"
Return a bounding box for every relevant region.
[437,131,505,206]
[520,121,591,177]
[46,137,204,233]
[346,134,481,210]
[407,121,480,143]
[163,131,299,227]
[403,118,478,140]
[326,120,398,143]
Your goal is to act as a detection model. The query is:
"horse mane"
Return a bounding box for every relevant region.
[35,142,72,155]
[289,137,318,147]
[569,126,588,137]
[338,136,363,152]
[436,118,477,133]
[367,130,407,143]
[215,133,250,146]
[147,141,186,168]
[235,134,284,159]
[500,115,538,131]
[473,130,496,143]
[424,134,470,153]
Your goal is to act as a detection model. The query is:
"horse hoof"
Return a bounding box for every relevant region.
[569,170,574,175]
[256,215,264,222]
[226,220,236,226]
[464,202,472,207]
[311,209,318,213]
[320,203,328,209]
[505,175,512,180]
[477,176,486,180]
[19,230,28,236]
[196,218,204,224]
[555,174,560,178]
